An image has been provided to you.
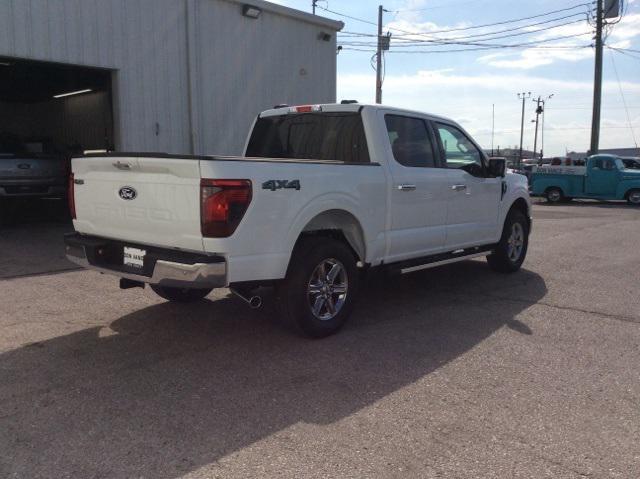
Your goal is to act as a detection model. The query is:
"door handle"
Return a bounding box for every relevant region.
[451,184,467,191]
[113,161,132,170]
[397,184,417,191]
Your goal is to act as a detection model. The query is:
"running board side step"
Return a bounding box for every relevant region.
[388,244,497,275]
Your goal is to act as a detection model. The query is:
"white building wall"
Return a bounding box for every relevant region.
[0,0,341,155]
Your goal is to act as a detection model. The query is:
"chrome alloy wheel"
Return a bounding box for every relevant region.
[307,258,349,321]
[507,222,525,262]
[629,191,640,205]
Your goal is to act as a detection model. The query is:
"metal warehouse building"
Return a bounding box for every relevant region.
[0,0,342,156]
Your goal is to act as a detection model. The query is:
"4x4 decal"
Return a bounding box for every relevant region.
[262,180,301,191]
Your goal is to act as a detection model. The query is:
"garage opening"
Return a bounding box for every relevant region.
[0,57,114,159]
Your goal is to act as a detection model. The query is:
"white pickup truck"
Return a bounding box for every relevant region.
[65,103,531,337]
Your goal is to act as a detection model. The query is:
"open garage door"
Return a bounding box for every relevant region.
[0,57,114,200]
[0,57,115,229]
[0,57,114,155]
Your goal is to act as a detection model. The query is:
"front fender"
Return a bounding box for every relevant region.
[500,175,532,230]
[617,180,640,200]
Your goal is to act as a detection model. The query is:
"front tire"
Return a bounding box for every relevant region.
[487,209,529,273]
[545,187,563,204]
[150,284,213,302]
[277,237,359,338]
[627,189,640,206]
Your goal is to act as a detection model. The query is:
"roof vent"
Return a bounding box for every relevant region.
[340,100,358,104]
[273,104,289,109]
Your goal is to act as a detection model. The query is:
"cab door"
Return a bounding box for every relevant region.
[586,157,619,196]
[381,112,450,262]
[432,121,502,249]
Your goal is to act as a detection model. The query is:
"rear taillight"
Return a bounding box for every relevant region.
[200,179,252,237]
[68,172,76,220]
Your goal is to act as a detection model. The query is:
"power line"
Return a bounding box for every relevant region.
[340,32,594,53]
[339,18,591,48]
[609,49,639,148]
[340,44,592,54]
[338,12,587,41]
[606,46,640,61]
[323,3,591,37]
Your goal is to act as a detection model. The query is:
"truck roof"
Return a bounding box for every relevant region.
[259,103,455,124]
[589,153,622,160]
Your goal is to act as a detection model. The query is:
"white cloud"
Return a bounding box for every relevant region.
[339,69,640,94]
[382,8,640,70]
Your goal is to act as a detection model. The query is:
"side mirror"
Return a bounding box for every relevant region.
[488,158,506,177]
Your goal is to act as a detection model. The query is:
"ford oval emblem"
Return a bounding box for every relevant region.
[118,186,137,200]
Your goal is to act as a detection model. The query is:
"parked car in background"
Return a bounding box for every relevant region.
[530,154,640,205]
[621,157,640,170]
[0,133,69,199]
[65,103,531,337]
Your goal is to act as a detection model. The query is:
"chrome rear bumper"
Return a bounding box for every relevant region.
[64,233,227,288]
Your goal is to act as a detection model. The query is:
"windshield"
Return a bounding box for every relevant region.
[246,112,370,163]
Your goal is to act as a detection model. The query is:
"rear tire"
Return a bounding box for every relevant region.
[487,209,529,273]
[627,189,640,206]
[545,187,563,204]
[277,236,359,338]
[150,284,213,302]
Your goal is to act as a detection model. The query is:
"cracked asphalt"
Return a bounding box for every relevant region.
[1,199,639,478]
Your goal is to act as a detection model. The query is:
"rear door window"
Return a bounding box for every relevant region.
[246,112,370,163]
[384,115,437,168]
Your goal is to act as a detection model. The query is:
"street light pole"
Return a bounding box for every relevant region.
[539,94,553,161]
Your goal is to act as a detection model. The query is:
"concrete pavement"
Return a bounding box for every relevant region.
[1,200,639,478]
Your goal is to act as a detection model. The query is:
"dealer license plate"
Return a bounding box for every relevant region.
[123,246,146,269]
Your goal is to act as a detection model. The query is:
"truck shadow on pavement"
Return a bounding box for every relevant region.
[1,261,546,478]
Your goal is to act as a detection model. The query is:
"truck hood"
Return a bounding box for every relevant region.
[621,170,640,180]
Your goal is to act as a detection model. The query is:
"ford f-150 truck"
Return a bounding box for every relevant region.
[0,134,68,198]
[65,103,532,337]
[530,154,640,205]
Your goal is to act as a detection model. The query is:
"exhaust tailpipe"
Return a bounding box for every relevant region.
[230,288,262,309]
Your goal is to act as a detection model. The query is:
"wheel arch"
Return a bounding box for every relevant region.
[507,196,531,231]
[624,187,640,203]
[296,209,367,263]
[544,185,565,196]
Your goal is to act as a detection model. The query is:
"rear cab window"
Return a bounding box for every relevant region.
[246,112,370,163]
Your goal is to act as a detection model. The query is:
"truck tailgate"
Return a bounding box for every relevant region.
[72,156,204,251]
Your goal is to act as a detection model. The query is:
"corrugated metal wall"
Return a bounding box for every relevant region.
[0,0,340,155]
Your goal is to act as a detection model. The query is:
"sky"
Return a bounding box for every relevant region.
[272,0,640,156]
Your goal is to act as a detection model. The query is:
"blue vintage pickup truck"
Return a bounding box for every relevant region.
[530,154,640,205]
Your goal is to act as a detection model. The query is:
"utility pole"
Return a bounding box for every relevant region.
[312,0,317,14]
[590,0,604,154]
[517,92,531,167]
[532,96,542,160]
[540,107,545,162]
[539,94,553,161]
[376,5,384,104]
